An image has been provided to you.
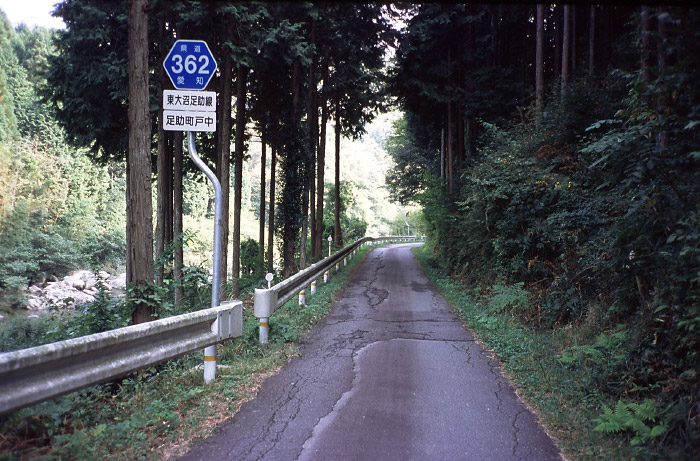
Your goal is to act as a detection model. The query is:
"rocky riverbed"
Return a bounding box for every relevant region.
[24,270,127,311]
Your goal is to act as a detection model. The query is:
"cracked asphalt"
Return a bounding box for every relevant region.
[180,243,562,461]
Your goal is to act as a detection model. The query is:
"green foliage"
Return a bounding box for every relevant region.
[322,181,368,244]
[0,314,54,352]
[0,284,130,353]
[0,203,82,309]
[488,283,528,313]
[413,245,635,459]
[385,115,432,204]
[276,118,311,273]
[391,6,700,456]
[594,400,668,447]
[0,16,127,311]
[42,284,131,343]
[47,0,130,161]
[0,13,19,144]
[240,238,261,276]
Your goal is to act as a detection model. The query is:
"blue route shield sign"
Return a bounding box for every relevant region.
[163,40,217,91]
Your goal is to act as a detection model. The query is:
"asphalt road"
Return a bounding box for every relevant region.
[181,243,562,461]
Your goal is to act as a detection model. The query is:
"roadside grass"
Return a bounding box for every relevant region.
[412,244,641,461]
[0,245,372,460]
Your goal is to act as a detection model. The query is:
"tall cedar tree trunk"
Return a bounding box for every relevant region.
[127,0,155,324]
[217,43,233,298]
[589,6,595,77]
[155,19,168,287]
[173,132,184,308]
[267,144,276,272]
[446,101,453,194]
[440,126,445,180]
[306,24,318,261]
[315,45,331,259]
[300,172,310,271]
[640,6,652,85]
[300,39,317,269]
[488,7,496,67]
[259,127,266,270]
[333,98,342,246]
[561,5,571,97]
[536,4,544,126]
[300,182,309,268]
[466,117,476,160]
[656,7,668,150]
[571,6,577,72]
[554,6,562,81]
[315,99,328,254]
[456,48,464,167]
[155,127,173,286]
[282,60,302,277]
[232,66,247,297]
[446,47,453,194]
[155,119,166,286]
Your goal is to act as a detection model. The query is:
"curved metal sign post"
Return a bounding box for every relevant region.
[187,133,222,383]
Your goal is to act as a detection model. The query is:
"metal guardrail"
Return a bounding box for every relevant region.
[0,301,242,415]
[0,236,419,414]
[254,235,419,342]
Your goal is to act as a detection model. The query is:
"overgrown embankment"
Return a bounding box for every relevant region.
[414,245,643,459]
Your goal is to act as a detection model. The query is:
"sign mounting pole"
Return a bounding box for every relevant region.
[163,39,219,383]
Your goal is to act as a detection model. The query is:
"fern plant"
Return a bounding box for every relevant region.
[593,399,668,446]
[488,282,529,313]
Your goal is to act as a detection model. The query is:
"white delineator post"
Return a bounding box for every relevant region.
[311,280,317,295]
[258,273,274,344]
[259,317,269,343]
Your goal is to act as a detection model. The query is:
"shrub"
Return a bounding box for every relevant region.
[0,202,82,310]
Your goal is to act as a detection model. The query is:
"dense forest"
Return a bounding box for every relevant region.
[387,4,699,458]
[1,1,699,459]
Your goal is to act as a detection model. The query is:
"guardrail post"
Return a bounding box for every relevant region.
[335,262,339,273]
[324,271,329,283]
[299,289,306,306]
[254,288,277,344]
[311,280,317,295]
[259,318,269,343]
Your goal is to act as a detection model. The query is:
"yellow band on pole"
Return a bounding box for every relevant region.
[204,356,216,362]
[260,321,269,327]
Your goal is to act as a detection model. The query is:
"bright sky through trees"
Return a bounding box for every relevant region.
[0,0,65,29]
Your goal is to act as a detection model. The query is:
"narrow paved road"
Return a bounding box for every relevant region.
[181,243,561,461]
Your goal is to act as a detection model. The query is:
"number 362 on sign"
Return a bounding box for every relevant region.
[163,40,217,91]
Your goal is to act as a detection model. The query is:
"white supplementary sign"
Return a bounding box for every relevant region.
[163,90,216,112]
[163,111,217,132]
[163,90,217,132]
